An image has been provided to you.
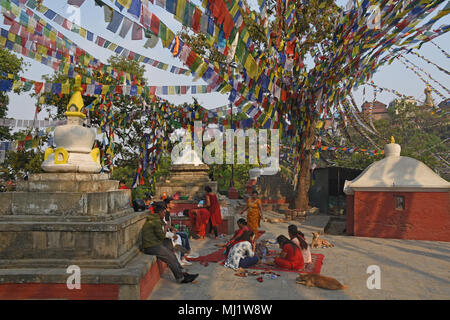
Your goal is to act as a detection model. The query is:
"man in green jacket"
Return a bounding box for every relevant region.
[141,203,198,283]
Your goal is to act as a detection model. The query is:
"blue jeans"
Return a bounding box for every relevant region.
[239,256,259,268]
[177,232,191,255]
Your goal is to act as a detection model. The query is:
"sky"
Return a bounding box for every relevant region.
[2,0,450,122]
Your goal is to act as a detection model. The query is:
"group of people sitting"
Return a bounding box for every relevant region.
[140,184,312,284]
[140,186,223,284]
[222,220,312,272]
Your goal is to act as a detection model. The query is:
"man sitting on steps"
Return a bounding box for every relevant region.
[141,203,199,284]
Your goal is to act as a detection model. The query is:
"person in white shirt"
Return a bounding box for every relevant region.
[288,225,312,264]
[224,231,259,270]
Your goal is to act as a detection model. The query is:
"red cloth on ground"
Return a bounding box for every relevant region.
[275,244,304,270]
[206,193,222,226]
[186,231,266,264]
[189,208,210,238]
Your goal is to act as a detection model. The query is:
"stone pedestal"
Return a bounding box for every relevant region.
[0,173,157,299]
[155,164,217,200]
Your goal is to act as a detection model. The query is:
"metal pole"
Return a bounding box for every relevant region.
[229,100,234,188]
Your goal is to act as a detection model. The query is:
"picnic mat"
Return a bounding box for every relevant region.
[186,230,266,264]
[248,250,324,274]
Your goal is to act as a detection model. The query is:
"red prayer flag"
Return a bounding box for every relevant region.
[150,14,160,35]
[34,82,43,94]
[192,8,202,33]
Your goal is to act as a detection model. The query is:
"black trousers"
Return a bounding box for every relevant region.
[142,240,184,282]
[208,219,218,237]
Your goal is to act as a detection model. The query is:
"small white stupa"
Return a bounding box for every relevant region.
[41,76,101,173]
[344,137,450,242]
[344,136,450,194]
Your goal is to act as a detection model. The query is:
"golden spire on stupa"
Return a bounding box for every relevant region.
[65,75,86,119]
[390,136,395,144]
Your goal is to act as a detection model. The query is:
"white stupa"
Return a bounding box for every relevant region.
[344,137,450,194]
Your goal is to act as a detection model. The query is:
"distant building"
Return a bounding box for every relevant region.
[361,101,390,121]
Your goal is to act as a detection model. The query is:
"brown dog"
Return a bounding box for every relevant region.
[296,274,347,290]
[311,232,334,248]
[263,217,285,223]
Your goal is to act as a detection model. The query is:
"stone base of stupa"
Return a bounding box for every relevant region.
[155,164,217,200]
[0,173,163,299]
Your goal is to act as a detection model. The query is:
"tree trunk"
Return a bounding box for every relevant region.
[294,152,312,211]
[294,115,316,211]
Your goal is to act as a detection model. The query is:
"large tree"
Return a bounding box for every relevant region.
[179,0,340,209]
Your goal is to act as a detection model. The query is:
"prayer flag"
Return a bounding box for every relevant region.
[131,22,143,40]
[106,10,124,33]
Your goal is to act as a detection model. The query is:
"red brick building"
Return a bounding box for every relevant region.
[344,140,450,242]
[361,101,390,121]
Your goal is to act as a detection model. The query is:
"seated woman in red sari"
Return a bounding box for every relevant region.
[222,218,253,255]
[186,206,210,239]
[271,235,304,270]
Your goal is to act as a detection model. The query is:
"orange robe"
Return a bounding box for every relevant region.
[246,198,262,235]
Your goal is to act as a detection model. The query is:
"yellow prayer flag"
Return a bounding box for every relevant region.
[62,81,70,94]
[244,55,258,78]
[79,28,87,38]
[49,31,56,42]
[206,34,215,47]
[102,85,110,95]
[11,4,20,17]
[8,32,15,42]
[13,80,22,91]
[175,0,186,23]
[220,84,232,94]
[117,0,132,9]
[37,5,47,14]
[137,86,142,96]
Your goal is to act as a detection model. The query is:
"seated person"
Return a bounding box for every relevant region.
[271,235,304,270]
[186,206,210,239]
[224,231,259,270]
[141,204,198,283]
[221,218,252,255]
[162,198,193,266]
[144,194,154,213]
[288,225,312,264]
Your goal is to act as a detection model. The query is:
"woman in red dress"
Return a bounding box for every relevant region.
[272,235,304,270]
[187,207,210,239]
[220,218,253,255]
[204,186,222,239]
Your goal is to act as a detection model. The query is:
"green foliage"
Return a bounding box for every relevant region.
[323,99,450,180]
[0,48,27,141]
[209,163,255,197]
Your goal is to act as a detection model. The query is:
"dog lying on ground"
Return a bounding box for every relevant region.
[311,232,334,248]
[296,274,347,290]
[263,217,285,223]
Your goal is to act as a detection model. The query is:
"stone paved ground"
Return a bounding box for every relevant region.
[149,213,450,300]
